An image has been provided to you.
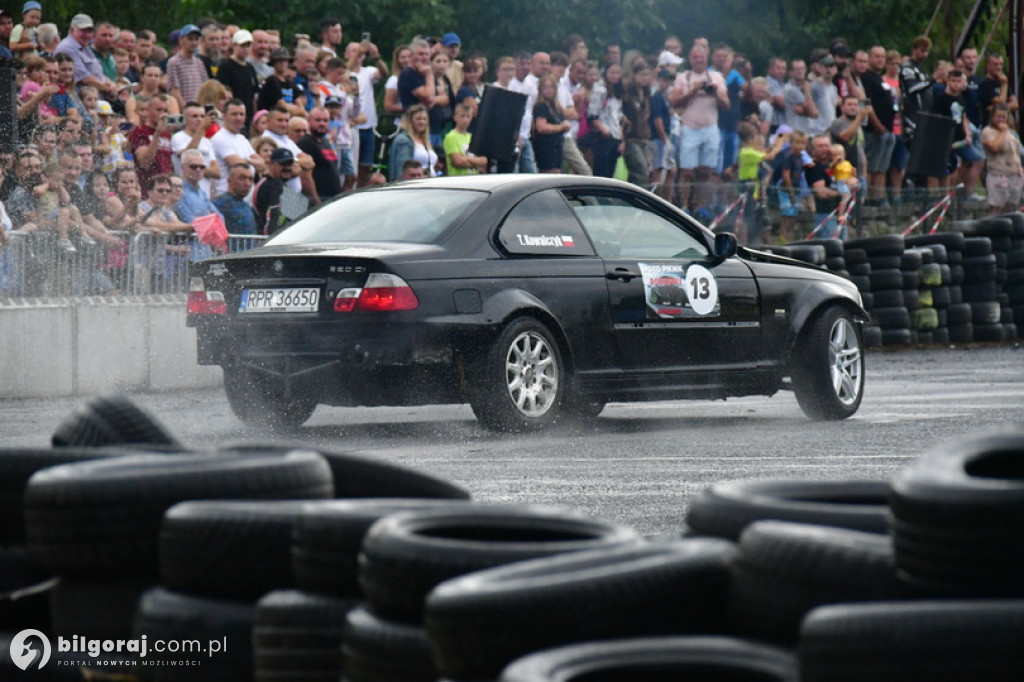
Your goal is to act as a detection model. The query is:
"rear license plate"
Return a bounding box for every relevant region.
[239,287,320,313]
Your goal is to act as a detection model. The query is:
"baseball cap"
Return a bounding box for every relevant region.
[830,40,851,57]
[70,13,94,30]
[820,56,837,67]
[270,148,295,164]
[232,29,253,45]
[657,50,683,67]
[442,32,461,47]
[324,95,343,106]
[180,24,201,37]
[168,29,180,45]
[269,47,291,63]
[23,1,42,14]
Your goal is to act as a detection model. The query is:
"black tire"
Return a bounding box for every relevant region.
[945,302,972,325]
[727,521,905,645]
[683,479,891,541]
[869,268,903,290]
[972,322,1007,342]
[25,452,333,577]
[862,325,883,347]
[881,328,913,345]
[825,256,847,271]
[961,255,998,282]
[950,263,965,284]
[970,300,1001,325]
[843,248,868,265]
[973,216,1015,237]
[902,270,920,290]
[932,327,950,344]
[962,281,999,301]
[890,429,1024,596]
[845,234,904,256]
[1008,250,1024,268]
[847,262,871,276]
[906,231,965,251]
[224,367,317,429]
[871,289,904,309]
[500,637,799,682]
[962,237,993,257]
[799,600,1024,682]
[49,577,152,641]
[947,323,974,343]
[159,500,311,599]
[133,587,255,682]
[931,286,951,307]
[859,292,874,310]
[791,238,844,258]
[899,250,923,269]
[342,605,437,682]
[253,590,356,682]
[426,540,738,680]
[1003,322,1018,340]
[922,243,949,263]
[850,275,871,292]
[787,245,827,265]
[467,317,566,432]
[917,331,934,344]
[358,505,641,621]
[791,306,864,420]
[50,394,181,449]
[872,306,911,329]
[0,447,129,544]
[292,499,472,597]
[218,442,471,500]
[902,288,920,310]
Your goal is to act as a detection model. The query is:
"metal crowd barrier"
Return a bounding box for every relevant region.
[0,231,267,298]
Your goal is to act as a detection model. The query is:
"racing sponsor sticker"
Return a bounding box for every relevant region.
[514,234,575,248]
[638,262,720,318]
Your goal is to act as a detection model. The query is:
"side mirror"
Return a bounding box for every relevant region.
[714,232,737,260]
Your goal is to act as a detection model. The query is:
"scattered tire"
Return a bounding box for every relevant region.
[342,605,437,682]
[133,587,255,682]
[25,452,333,577]
[50,394,181,449]
[358,505,641,621]
[500,636,799,682]
[219,443,471,500]
[159,500,311,599]
[790,306,864,420]
[890,429,1024,596]
[799,600,1024,682]
[0,447,128,544]
[426,540,737,680]
[253,590,357,682]
[293,499,471,597]
[49,577,151,641]
[727,521,906,645]
[683,479,891,540]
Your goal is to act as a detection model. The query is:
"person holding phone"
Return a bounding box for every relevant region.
[345,36,388,187]
[128,96,176,199]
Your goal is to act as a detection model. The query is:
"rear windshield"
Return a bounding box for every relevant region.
[266,189,487,245]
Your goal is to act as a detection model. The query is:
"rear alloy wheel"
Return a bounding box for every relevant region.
[470,319,565,432]
[223,367,317,429]
[792,307,864,420]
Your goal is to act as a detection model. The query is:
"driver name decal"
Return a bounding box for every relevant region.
[515,234,575,248]
[638,262,721,318]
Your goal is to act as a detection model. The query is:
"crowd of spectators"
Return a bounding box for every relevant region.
[0,4,1020,269]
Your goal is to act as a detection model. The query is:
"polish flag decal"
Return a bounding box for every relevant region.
[562,235,575,247]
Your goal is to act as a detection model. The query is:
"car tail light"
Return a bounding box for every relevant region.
[333,273,419,312]
[187,277,227,315]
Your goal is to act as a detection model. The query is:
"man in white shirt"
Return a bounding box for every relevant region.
[171,102,221,197]
[558,58,592,175]
[345,40,389,186]
[210,99,266,195]
[507,51,544,173]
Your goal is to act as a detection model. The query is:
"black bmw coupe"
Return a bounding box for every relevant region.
[187,176,867,431]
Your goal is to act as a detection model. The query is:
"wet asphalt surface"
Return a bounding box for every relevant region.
[2,344,1022,537]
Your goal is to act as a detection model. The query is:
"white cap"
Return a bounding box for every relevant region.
[657,50,683,67]
[232,29,254,45]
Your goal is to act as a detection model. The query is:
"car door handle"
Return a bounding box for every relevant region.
[606,268,640,282]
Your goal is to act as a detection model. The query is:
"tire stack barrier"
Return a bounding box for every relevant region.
[958,234,1003,343]
[905,247,941,344]
[846,235,911,346]
[956,216,1019,342]
[907,231,968,343]
[842,247,879,345]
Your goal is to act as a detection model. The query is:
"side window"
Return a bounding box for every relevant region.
[564,193,709,259]
[497,190,595,257]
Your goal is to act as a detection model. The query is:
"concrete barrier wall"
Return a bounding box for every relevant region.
[0,295,222,399]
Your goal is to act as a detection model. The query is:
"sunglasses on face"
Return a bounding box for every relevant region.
[188,164,206,170]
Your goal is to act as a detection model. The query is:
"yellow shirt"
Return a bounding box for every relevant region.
[831,160,855,181]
